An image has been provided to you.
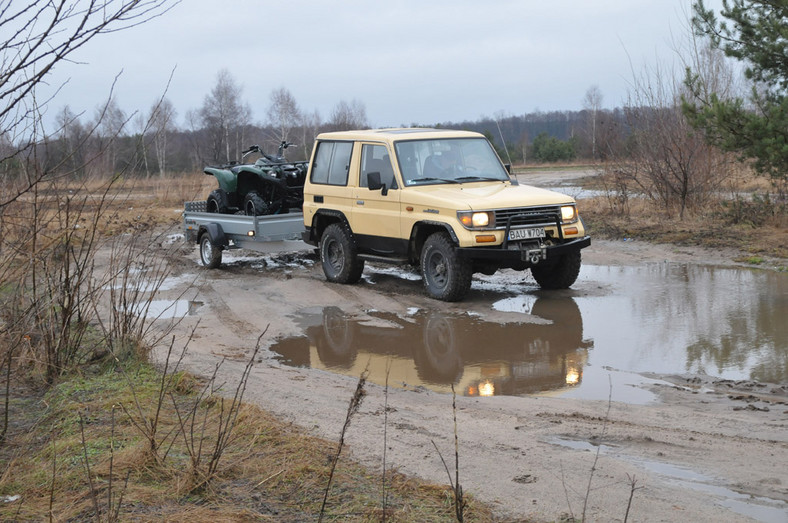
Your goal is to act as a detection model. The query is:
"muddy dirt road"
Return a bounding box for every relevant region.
[150,232,788,522]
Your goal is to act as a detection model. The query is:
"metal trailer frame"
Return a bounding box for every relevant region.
[183,201,306,267]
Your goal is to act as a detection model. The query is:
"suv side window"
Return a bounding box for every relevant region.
[360,144,398,190]
[311,141,353,186]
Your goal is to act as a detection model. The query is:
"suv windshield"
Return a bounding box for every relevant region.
[395,138,510,186]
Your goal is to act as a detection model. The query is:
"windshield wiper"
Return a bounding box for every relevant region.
[410,177,460,184]
[454,176,506,182]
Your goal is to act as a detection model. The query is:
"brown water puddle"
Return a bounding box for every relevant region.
[271,263,788,402]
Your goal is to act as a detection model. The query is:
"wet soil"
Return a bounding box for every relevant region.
[134,229,788,522]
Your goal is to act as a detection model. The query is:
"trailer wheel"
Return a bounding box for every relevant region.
[421,232,472,301]
[206,189,229,214]
[244,191,269,216]
[530,251,581,289]
[199,232,222,269]
[320,222,364,284]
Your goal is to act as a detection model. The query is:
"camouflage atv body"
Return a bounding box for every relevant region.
[203,142,308,215]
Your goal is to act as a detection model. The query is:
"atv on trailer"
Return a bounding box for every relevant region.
[203,141,308,216]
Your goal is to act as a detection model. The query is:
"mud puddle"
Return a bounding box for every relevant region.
[550,437,788,522]
[270,262,787,402]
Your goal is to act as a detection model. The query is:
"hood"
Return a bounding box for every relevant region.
[405,182,575,210]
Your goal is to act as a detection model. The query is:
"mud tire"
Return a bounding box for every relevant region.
[199,232,222,269]
[320,222,365,284]
[420,232,472,302]
[206,189,230,214]
[531,251,581,289]
[244,191,269,216]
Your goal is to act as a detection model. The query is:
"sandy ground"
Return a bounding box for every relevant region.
[138,228,788,523]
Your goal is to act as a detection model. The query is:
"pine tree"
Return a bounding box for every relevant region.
[683,0,788,183]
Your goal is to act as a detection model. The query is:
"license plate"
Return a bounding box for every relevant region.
[508,227,544,241]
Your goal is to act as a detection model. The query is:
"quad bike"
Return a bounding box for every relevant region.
[203,141,308,215]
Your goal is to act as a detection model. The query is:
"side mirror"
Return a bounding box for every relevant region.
[367,172,388,196]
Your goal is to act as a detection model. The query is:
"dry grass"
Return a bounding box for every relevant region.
[0,361,498,522]
[581,195,788,261]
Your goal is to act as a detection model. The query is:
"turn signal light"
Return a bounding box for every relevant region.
[475,235,496,243]
[564,227,578,235]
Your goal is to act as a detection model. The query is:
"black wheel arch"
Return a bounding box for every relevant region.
[409,221,460,264]
[307,209,350,244]
[198,223,228,249]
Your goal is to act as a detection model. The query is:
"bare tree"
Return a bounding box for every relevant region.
[93,98,129,177]
[0,0,177,207]
[300,109,322,159]
[609,41,737,218]
[328,99,368,131]
[199,69,249,163]
[583,85,604,160]
[149,97,177,176]
[267,87,301,145]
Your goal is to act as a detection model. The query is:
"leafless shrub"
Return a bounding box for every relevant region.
[170,329,266,493]
[431,384,466,522]
[606,18,741,219]
[78,409,130,523]
[319,370,368,522]
[117,332,192,461]
[623,474,643,523]
[91,225,194,362]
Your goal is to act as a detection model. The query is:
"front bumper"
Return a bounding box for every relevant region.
[456,235,591,262]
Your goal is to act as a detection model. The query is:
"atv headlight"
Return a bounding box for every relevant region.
[560,205,577,224]
[458,211,493,229]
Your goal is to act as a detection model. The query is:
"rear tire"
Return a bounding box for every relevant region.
[199,232,222,269]
[206,189,229,214]
[244,191,269,216]
[421,232,472,301]
[320,222,365,284]
[531,251,581,289]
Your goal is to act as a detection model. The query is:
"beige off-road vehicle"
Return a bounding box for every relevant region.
[301,128,590,301]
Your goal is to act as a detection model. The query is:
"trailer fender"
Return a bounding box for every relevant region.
[198,223,229,249]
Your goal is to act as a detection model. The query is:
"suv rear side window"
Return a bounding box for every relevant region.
[311,141,353,186]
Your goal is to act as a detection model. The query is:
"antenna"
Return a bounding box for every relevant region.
[494,118,513,166]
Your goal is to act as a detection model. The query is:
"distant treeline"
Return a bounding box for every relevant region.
[5,107,627,183]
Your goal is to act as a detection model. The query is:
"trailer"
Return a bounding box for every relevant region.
[183,200,305,269]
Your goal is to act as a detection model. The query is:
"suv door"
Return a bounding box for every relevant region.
[350,143,403,255]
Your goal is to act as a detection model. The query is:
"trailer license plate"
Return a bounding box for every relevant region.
[508,227,544,241]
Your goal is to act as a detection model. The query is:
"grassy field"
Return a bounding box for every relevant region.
[0,356,496,521]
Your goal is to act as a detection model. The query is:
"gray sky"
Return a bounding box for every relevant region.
[42,0,720,131]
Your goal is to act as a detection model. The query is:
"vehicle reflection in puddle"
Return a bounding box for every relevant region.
[550,437,788,522]
[272,262,788,402]
[271,296,593,397]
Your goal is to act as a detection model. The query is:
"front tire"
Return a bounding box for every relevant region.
[530,251,581,289]
[420,232,472,301]
[199,232,222,269]
[320,222,365,284]
[244,191,269,216]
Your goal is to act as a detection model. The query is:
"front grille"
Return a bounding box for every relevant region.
[494,205,561,228]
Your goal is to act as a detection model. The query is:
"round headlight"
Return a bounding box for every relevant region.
[472,212,490,227]
[560,205,576,222]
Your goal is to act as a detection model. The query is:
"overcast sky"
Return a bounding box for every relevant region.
[41,0,723,131]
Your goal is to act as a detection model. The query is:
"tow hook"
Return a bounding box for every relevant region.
[526,246,546,264]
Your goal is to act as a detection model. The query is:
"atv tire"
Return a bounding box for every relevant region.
[243,191,269,216]
[206,189,230,214]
